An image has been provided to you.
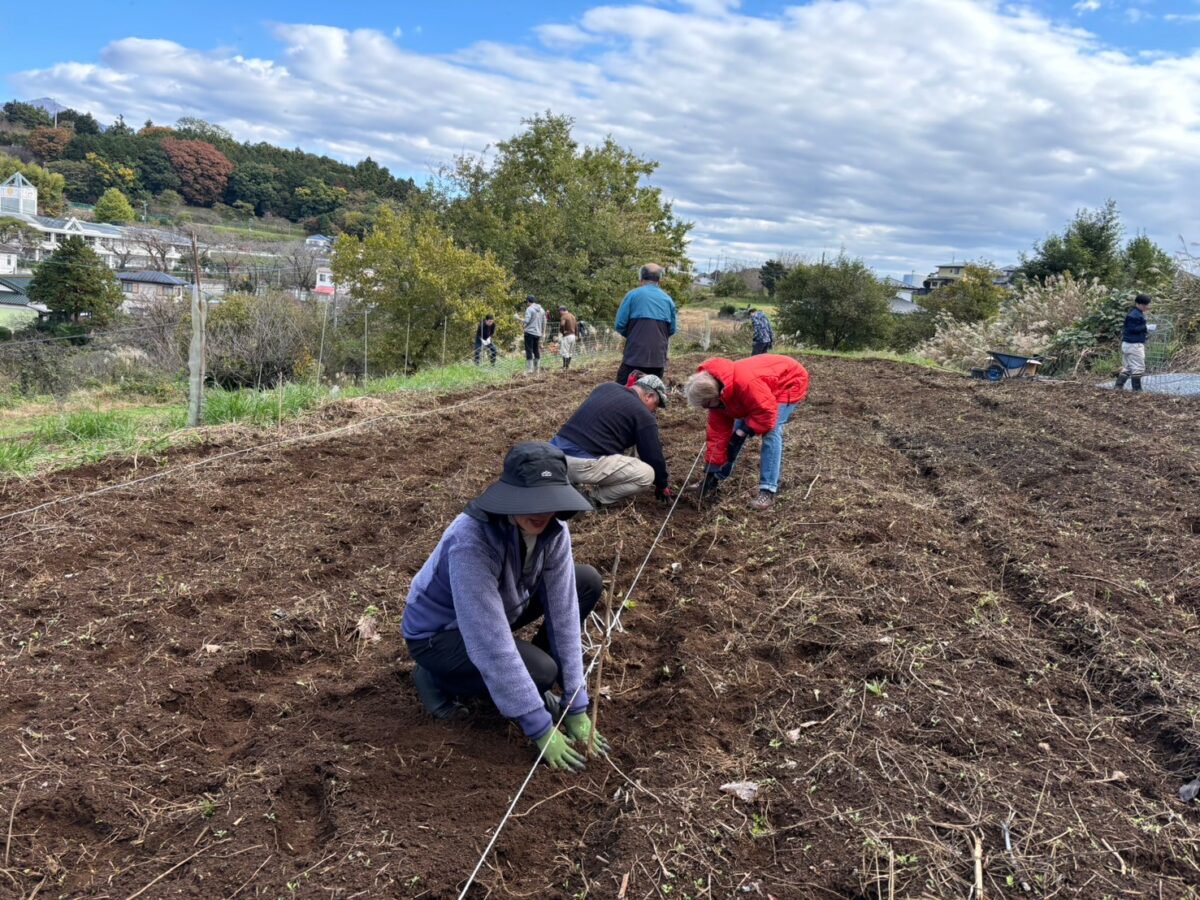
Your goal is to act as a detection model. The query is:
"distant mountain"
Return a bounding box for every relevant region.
[26,98,67,115]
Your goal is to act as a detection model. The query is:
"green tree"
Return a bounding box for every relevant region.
[437,112,690,321]
[47,159,104,204]
[777,254,892,350]
[1121,233,1175,294]
[56,109,100,134]
[714,272,748,298]
[94,187,137,224]
[294,177,347,218]
[0,154,67,216]
[28,236,123,324]
[760,259,787,298]
[226,162,282,215]
[333,207,514,371]
[2,101,52,129]
[1021,200,1124,285]
[918,262,1005,323]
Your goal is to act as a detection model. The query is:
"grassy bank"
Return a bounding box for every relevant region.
[0,352,602,479]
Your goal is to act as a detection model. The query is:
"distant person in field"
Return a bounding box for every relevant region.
[1116,293,1153,392]
[684,354,809,511]
[550,374,673,507]
[403,442,609,772]
[614,263,677,385]
[558,305,578,369]
[523,295,547,374]
[474,314,497,366]
[749,308,774,355]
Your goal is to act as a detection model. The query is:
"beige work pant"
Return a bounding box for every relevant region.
[565,454,654,505]
[1120,342,1146,376]
[560,334,577,359]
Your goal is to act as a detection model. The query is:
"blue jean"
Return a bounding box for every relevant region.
[711,402,797,493]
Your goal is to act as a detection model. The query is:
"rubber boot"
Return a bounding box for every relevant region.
[1131,375,1143,392]
[1115,373,1129,390]
[525,359,534,375]
[412,666,468,720]
[563,357,570,369]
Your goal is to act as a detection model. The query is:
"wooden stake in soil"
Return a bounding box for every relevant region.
[973,832,984,899]
[186,231,206,427]
[589,542,622,755]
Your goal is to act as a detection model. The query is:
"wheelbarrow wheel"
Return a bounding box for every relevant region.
[985,363,1005,381]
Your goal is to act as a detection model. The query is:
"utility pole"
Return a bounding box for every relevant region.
[186,231,207,427]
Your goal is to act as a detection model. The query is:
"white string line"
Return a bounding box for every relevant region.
[0,380,550,527]
[457,442,706,900]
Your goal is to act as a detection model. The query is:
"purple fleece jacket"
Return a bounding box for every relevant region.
[402,504,589,739]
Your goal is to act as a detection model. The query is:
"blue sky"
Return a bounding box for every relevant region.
[6,0,1200,276]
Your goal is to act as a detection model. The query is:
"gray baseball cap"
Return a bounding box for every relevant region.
[634,374,668,408]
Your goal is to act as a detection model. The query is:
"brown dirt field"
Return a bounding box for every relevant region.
[1,356,1198,899]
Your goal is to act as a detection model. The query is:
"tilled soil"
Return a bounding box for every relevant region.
[0,356,1198,899]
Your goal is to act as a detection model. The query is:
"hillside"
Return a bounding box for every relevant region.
[0,357,1197,897]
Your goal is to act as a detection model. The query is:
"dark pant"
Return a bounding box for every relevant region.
[474,339,497,366]
[752,341,772,356]
[406,564,603,699]
[615,363,664,385]
[524,333,541,360]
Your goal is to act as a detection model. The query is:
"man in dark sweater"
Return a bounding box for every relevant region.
[474,314,497,366]
[550,375,672,506]
[1116,294,1153,392]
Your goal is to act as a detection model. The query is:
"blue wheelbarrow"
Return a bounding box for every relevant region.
[971,351,1043,381]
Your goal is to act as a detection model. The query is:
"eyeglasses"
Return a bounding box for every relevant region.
[702,398,724,409]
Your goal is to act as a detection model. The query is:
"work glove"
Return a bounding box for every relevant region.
[655,485,675,506]
[564,712,611,755]
[535,728,587,772]
[689,471,721,500]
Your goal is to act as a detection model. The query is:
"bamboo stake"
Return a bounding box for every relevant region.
[589,542,622,755]
[973,832,984,899]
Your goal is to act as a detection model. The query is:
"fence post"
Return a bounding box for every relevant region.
[404,311,411,377]
[315,300,328,385]
[363,307,369,382]
[186,231,206,427]
[442,315,448,366]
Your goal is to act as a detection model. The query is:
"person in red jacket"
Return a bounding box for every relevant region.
[683,354,809,510]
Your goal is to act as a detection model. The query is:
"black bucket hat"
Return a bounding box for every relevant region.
[475,442,593,517]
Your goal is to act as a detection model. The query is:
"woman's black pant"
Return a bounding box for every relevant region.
[406,564,602,698]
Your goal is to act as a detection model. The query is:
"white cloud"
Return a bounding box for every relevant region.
[392,26,403,39]
[1073,0,1102,13]
[12,0,1200,276]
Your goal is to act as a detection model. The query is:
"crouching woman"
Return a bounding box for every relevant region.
[402,442,609,771]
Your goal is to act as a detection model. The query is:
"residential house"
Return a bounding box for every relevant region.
[0,242,20,276]
[0,173,190,272]
[305,234,334,253]
[117,271,187,314]
[314,266,336,296]
[0,275,46,325]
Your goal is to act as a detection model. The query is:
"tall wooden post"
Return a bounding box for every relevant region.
[186,231,207,427]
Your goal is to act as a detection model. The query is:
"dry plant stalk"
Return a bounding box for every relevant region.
[589,542,622,755]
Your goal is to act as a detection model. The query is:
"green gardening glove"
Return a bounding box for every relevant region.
[564,712,611,756]
[535,728,587,772]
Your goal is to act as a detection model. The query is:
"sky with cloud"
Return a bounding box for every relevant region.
[5,0,1200,278]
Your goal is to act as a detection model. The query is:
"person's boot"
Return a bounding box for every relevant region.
[1131,375,1143,392]
[563,357,570,369]
[749,489,776,511]
[412,666,468,720]
[525,359,533,375]
[1115,373,1129,390]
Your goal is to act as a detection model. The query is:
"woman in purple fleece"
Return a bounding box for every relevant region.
[402,442,610,771]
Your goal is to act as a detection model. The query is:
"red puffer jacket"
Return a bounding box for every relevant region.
[697,355,809,466]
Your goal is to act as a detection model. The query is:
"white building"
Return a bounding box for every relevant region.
[0,173,190,272]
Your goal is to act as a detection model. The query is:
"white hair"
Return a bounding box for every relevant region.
[684,371,721,408]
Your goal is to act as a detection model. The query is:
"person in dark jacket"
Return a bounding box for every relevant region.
[403,442,608,772]
[614,264,677,385]
[550,375,672,506]
[749,309,774,355]
[1116,294,1153,392]
[474,314,497,366]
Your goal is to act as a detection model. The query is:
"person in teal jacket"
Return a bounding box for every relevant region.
[614,263,677,385]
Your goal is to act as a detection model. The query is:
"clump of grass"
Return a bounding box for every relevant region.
[203,382,326,427]
[34,409,138,445]
[0,439,36,474]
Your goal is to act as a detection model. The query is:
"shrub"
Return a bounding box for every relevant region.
[203,292,320,388]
